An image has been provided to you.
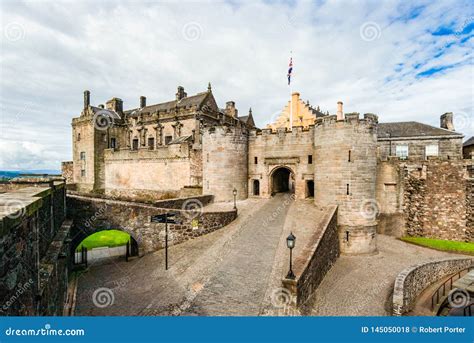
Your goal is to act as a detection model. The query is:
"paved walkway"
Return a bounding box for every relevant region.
[75,194,294,316]
[75,195,468,317]
[308,235,467,316]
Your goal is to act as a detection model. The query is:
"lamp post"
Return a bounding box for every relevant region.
[233,188,237,210]
[286,232,296,279]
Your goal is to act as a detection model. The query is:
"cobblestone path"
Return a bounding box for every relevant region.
[182,193,291,315]
[75,194,293,316]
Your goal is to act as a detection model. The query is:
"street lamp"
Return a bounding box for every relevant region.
[286,232,296,280]
[233,188,237,210]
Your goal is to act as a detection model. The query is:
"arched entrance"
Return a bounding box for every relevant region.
[72,229,139,267]
[253,179,260,196]
[270,167,294,195]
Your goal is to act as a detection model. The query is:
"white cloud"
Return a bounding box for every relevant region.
[0,0,472,170]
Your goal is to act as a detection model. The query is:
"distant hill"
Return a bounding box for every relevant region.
[0,170,61,180]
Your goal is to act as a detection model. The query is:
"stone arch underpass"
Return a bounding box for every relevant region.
[269,166,295,195]
[66,194,237,256]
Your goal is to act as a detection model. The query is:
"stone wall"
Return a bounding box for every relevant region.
[392,257,473,316]
[248,127,314,199]
[0,184,69,316]
[67,195,237,255]
[282,206,339,308]
[377,136,463,160]
[403,160,472,241]
[376,159,473,242]
[314,113,378,254]
[202,126,248,202]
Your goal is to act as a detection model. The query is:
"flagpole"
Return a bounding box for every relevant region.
[289,52,293,131]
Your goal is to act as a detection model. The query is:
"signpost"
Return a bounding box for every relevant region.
[151,212,179,270]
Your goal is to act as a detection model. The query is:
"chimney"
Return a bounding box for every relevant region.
[176,86,187,101]
[337,101,344,120]
[225,101,238,117]
[140,96,146,108]
[84,90,90,109]
[440,112,454,131]
[106,97,123,113]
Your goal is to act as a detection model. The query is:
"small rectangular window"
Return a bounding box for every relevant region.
[81,169,86,177]
[165,136,173,145]
[346,184,350,195]
[132,139,139,150]
[348,150,351,162]
[425,144,438,157]
[396,145,409,159]
[80,152,85,160]
[254,157,258,164]
[308,155,313,164]
[148,137,155,149]
[110,138,116,149]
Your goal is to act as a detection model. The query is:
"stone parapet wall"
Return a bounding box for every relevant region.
[403,160,472,241]
[0,185,69,316]
[376,159,473,242]
[282,206,339,307]
[67,195,236,255]
[392,257,473,316]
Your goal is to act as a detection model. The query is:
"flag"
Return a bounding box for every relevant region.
[287,57,293,85]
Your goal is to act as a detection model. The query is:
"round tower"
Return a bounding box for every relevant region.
[202,125,248,202]
[313,112,378,254]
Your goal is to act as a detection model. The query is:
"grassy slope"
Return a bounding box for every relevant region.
[401,236,474,255]
[77,230,131,251]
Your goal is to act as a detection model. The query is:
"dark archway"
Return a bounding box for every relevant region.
[253,180,260,196]
[271,167,293,194]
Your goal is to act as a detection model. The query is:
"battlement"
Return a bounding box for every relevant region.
[315,112,378,128]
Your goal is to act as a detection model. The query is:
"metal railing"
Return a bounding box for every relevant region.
[431,265,473,312]
[431,265,474,311]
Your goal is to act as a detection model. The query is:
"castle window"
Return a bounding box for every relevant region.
[81,169,86,177]
[348,150,351,162]
[396,145,409,160]
[132,139,139,150]
[110,138,116,149]
[254,157,258,164]
[425,144,438,157]
[308,155,313,164]
[148,137,155,149]
[165,136,173,145]
[77,133,81,141]
[346,184,350,195]
[80,151,85,160]
[207,153,209,162]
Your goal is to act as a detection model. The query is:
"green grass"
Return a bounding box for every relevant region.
[400,236,474,255]
[76,230,131,251]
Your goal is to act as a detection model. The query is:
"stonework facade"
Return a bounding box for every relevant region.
[65,86,472,256]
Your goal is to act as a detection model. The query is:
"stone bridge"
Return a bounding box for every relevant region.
[66,194,237,255]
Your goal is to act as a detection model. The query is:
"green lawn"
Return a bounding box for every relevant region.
[400,236,474,255]
[76,230,131,251]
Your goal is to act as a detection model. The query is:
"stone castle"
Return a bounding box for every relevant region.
[64,85,473,255]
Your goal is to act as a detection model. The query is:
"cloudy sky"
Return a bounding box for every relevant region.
[0,0,473,170]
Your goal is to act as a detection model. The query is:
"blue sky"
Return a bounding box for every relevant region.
[0,0,473,170]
